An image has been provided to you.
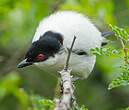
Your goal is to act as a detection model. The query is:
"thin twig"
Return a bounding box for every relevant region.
[64,36,76,71]
[54,36,77,110]
[50,0,65,13]
[119,39,129,64]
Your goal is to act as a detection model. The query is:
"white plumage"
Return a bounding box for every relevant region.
[33,11,103,78]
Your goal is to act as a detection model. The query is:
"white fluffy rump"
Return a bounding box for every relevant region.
[33,11,102,78]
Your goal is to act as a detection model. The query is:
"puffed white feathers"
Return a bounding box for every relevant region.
[33,11,103,78]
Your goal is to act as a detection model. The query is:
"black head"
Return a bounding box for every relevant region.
[17,31,63,68]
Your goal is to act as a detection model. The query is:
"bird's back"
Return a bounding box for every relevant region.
[33,11,102,51]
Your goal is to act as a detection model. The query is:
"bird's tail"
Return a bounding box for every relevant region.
[101,31,114,46]
[101,31,114,37]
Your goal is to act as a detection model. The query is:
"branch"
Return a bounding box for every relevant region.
[64,36,76,71]
[54,36,76,110]
[51,0,65,13]
[119,39,129,64]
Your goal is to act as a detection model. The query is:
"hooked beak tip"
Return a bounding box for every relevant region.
[17,64,24,68]
[17,59,33,68]
[17,65,22,68]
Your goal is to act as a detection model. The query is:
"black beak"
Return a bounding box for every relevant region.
[17,59,33,68]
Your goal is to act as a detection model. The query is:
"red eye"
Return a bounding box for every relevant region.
[37,54,44,60]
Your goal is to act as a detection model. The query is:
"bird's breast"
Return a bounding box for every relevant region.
[35,52,96,78]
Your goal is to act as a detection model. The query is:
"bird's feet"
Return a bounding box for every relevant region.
[71,76,80,82]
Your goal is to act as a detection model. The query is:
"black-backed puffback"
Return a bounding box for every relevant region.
[18,11,106,78]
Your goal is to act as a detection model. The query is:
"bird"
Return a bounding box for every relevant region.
[17,11,109,79]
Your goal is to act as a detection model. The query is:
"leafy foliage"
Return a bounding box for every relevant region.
[109,24,129,41]
[91,25,129,90]
[108,63,129,89]
[120,64,129,71]
[80,105,88,110]
[0,72,29,109]
[108,71,129,89]
[39,99,55,110]
[39,99,89,110]
[90,47,121,56]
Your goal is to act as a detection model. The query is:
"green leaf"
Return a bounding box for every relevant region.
[120,64,129,72]
[39,99,55,109]
[108,71,129,90]
[90,47,121,56]
[29,94,44,110]
[80,105,88,110]
[109,24,129,41]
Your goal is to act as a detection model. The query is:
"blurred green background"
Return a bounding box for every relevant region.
[0,0,129,110]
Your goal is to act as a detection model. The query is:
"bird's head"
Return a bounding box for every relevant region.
[17,31,63,68]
